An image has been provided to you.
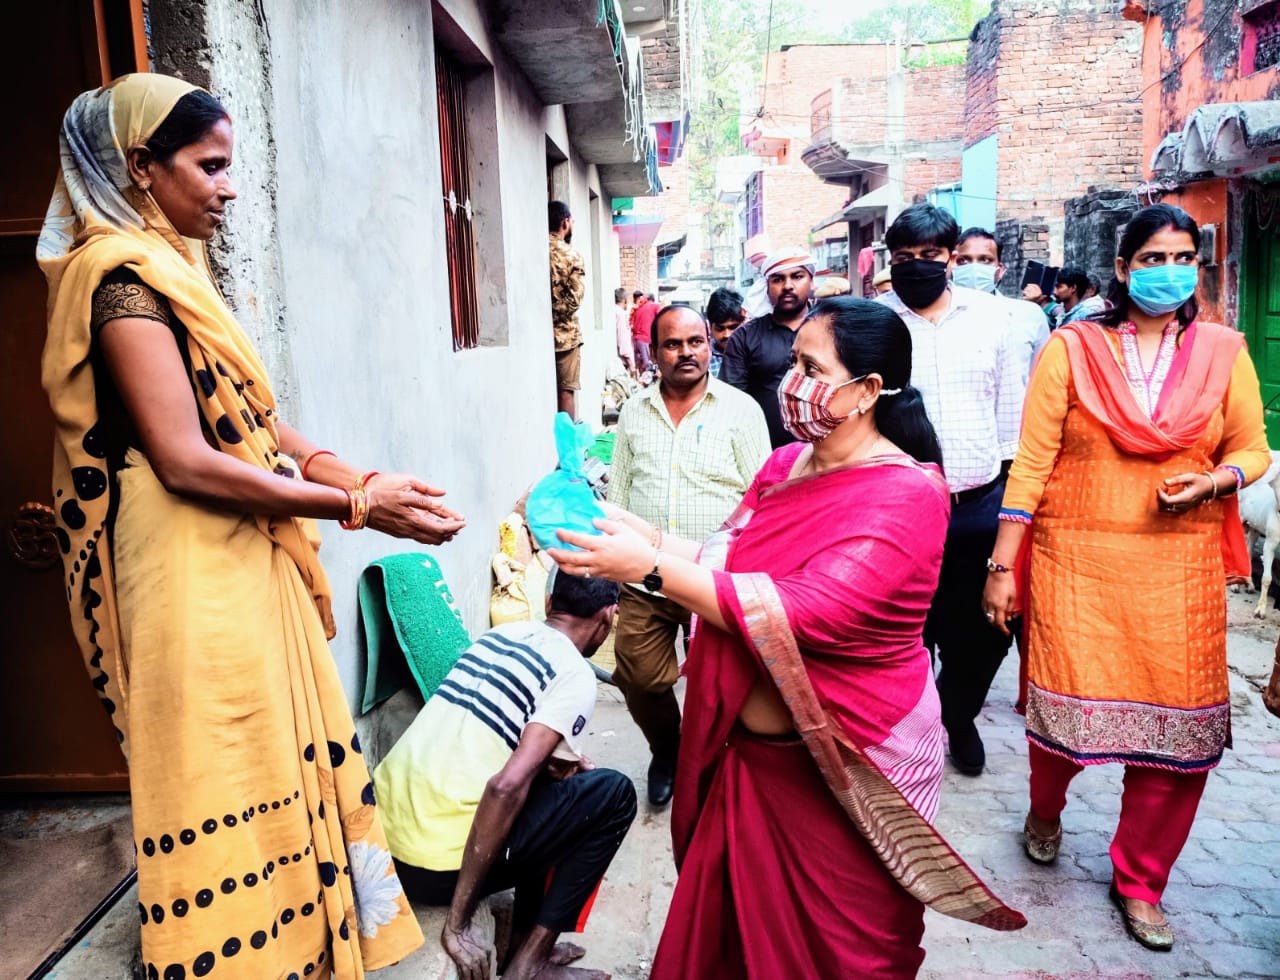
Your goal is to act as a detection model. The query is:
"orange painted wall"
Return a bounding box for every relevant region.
[1137,0,1280,174]
[1153,183,1231,323]
[1133,0,1280,326]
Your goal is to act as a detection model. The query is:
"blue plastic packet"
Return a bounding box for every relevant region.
[526,413,607,551]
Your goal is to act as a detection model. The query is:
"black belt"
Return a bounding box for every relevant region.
[950,476,1002,507]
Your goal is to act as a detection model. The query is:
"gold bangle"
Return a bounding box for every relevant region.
[341,488,368,530]
[1202,470,1218,501]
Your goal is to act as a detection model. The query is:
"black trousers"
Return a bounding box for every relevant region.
[925,478,1014,732]
[394,768,637,934]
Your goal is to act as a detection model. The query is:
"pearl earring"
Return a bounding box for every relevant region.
[138,179,151,192]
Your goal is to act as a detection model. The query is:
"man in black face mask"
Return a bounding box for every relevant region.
[876,204,1029,778]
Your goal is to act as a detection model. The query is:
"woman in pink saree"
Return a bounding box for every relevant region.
[551,298,1023,978]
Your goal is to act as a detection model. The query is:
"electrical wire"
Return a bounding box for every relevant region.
[758,0,775,119]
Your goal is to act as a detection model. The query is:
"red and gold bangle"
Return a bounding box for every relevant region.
[356,471,380,492]
[341,488,369,530]
[300,449,336,482]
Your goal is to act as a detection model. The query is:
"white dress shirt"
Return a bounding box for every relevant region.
[1000,295,1051,384]
[878,285,1027,493]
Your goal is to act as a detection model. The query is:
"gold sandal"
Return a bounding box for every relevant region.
[1022,813,1062,864]
[1109,883,1174,951]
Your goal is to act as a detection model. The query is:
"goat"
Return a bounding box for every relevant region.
[1237,451,1280,619]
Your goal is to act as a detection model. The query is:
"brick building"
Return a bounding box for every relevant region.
[803,51,967,280]
[963,0,1144,290]
[616,1,695,299]
[1134,0,1280,440]
[740,45,857,272]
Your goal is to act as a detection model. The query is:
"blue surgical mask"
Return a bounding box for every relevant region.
[952,262,998,293]
[1127,264,1198,315]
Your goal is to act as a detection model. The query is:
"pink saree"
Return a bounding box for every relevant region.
[652,445,1024,980]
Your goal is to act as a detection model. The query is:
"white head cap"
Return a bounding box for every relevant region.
[762,249,816,279]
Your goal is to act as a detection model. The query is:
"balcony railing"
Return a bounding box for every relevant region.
[811,89,833,145]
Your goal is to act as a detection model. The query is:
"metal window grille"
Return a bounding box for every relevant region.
[744,172,764,239]
[1255,14,1280,72]
[436,50,480,351]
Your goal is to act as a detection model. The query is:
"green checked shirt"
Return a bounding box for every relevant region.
[609,376,770,549]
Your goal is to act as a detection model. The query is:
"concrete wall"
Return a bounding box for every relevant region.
[996,217,1052,298]
[960,135,998,230]
[1062,189,1138,299]
[174,0,624,714]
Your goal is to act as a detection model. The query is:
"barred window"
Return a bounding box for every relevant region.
[436,49,480,351]
[744,172,765,240]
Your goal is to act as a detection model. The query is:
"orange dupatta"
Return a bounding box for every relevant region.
[1055,319,1250,578]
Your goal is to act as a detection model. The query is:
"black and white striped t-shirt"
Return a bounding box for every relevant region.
[373,620,597,871]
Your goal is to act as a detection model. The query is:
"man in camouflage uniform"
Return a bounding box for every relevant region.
[549,201,586,419]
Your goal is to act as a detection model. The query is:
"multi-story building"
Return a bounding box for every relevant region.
[1136,0,1280,440]
[614,1,697,298]
[739,45,857,276]
[964,0,1145,291]
[802,42,967,287]
[2,0,676,793]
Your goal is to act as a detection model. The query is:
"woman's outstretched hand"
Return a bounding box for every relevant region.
[548,518,654,583]
[365,475,465,545]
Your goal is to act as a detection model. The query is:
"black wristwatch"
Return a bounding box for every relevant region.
[642,550,664,592]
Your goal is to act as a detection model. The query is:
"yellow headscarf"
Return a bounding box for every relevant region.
[39,74,335,757]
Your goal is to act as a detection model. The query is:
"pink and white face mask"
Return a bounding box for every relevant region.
[776,368,861,443]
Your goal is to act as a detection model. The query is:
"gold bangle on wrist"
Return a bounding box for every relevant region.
[341,488,368,530]
[1202,470,1218,501]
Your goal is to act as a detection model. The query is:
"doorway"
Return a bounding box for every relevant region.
[2,4,143,975]
[1241,186,1280,447]
[1,0,141,795]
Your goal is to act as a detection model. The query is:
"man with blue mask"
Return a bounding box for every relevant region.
[954,228,1050,383]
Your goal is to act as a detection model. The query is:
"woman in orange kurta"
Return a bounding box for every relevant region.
[982,205,1269,951]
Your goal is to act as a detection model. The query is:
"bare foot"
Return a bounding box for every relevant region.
[549,943,587,966]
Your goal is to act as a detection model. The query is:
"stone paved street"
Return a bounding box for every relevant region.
[575,588,1280,980]
[51,592,1280,979]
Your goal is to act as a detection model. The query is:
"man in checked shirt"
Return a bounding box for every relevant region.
[878,204,1030,777]
[607,304,769,806]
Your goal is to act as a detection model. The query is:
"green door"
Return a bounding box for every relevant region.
[1241,189,1280,447]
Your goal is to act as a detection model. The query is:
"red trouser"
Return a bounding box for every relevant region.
[1028,742,1208,904]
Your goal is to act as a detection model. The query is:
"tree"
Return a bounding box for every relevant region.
[839,0,990,44]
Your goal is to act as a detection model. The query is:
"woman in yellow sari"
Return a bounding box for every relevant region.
[982,204,1269,951]
[39,73,465,979]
